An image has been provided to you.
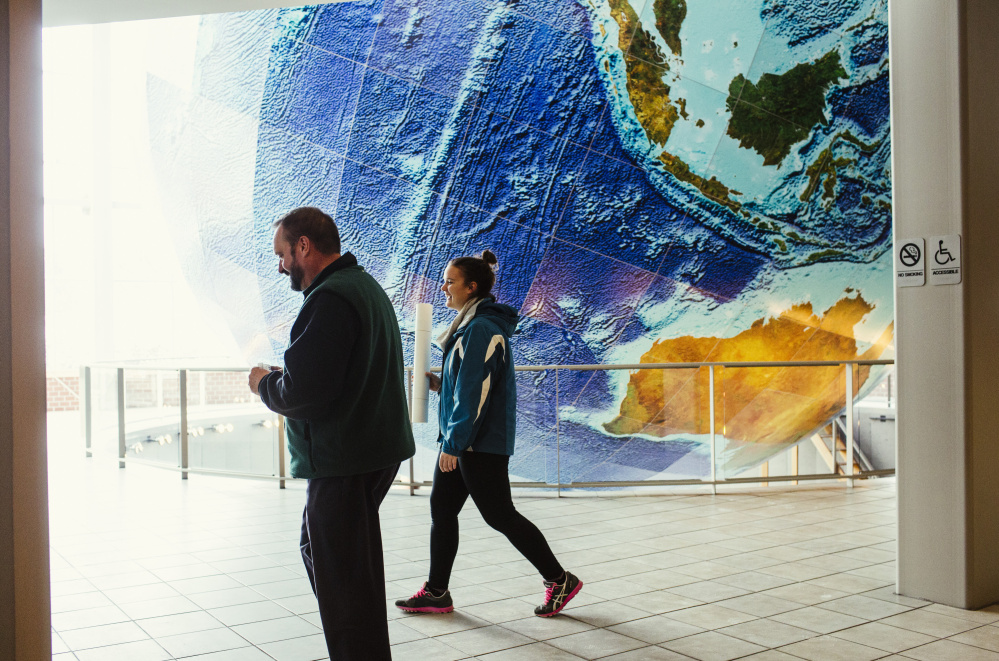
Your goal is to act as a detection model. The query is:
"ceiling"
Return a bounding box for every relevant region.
[42,0,348,27]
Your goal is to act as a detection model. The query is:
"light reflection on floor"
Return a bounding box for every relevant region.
[46,413,996,661]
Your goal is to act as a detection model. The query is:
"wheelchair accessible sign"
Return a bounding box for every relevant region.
[928,235,962,285]
[896,235,962,287]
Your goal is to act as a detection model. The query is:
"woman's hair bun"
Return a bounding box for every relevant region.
[451,250,499,298]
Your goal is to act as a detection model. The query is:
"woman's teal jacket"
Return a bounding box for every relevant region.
[438,301,518,456]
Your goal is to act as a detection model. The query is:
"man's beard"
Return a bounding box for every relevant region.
[288,263,305,292]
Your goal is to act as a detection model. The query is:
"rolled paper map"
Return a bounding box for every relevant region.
[411,303,432,423]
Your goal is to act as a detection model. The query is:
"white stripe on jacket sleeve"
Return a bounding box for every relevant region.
[475,374,491,423]
[484,334,506,363]
[452,337,464,408]
[474,335,505,423]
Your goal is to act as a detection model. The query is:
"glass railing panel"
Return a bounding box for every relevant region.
[564,366,708,484]
[187,370,278,476]
[122,369,181,467]
[89,366,123,457]
[409,382,441,485]
[854,364,896,471]
[717,363,848,481]
[858,364,895,408]
[510,368,558,485]
[81,360,894,489]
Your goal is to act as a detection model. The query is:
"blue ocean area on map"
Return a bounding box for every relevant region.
[149,0,893,483]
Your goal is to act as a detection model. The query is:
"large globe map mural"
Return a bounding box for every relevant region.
[148,0,893,483]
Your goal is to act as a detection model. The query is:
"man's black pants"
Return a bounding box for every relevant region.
[301,463,400,660]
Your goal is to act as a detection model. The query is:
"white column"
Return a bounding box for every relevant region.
[892,0,999,608]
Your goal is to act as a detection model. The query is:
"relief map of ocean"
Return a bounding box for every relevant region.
[148,0,893,483]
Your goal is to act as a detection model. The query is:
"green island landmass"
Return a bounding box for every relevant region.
[801,131,880,204]
[603,1,857,235]
[801,150,852,203]
[677,97,688,120]
[659,152,742,213]
[605,0,744,212]
[806,249,846,263]
[653,0,686,56]
[607,0,679,146]
[727,51,847,166]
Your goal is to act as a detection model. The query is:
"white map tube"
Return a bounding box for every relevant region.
[411,303,432,423]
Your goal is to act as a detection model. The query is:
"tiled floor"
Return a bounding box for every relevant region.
[49,440,999,660]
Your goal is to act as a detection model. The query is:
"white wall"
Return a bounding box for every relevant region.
[892,0,999,608]
[43,0,345,27]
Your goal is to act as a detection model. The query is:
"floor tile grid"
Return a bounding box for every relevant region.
[48,442,999,661]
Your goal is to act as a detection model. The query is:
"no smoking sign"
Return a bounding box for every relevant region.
[896,238,925,287]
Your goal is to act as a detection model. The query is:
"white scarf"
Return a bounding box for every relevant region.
[435,297,486,350]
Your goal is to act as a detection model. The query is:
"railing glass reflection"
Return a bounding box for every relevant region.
[82,360,894,491]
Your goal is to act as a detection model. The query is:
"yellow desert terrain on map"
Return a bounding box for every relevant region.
[604,294,894,469]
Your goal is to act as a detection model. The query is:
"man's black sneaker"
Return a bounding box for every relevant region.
[534,571,582,617]
[395,583,454,613]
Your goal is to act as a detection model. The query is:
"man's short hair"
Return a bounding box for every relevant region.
[274,207,341,255]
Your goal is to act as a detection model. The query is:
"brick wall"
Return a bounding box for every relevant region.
[47,374,80,412]
[160,372,252,407]
[205,372,255,405]
[47,370,254,412]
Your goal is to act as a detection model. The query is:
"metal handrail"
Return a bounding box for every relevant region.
[83,359,896,494]
[405,358,895,372]
[82,364,251,372]
[88,358,895,372]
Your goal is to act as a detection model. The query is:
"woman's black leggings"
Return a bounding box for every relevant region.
[428,450,563,590]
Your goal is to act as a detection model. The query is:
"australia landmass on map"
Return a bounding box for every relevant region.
[603,294,893,469]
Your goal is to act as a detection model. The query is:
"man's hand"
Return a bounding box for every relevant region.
[426,371,442,393]
[248,366,279,395]
[439,451,459,472]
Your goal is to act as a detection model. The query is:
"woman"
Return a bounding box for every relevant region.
[396,250,582,617]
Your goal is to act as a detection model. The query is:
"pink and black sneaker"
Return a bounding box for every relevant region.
[395,583,454,614]
[534,571,582,617]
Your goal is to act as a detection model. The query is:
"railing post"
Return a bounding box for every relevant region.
[81,365,93,458]
[556,368,561,498]
[179,369,189,480]
[117,367,126,468]
[829,423,837,476]
[278,415,286,489]
[709,365,716,495]
[845,362,855,488]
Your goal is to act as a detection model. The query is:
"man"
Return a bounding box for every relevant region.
[248,206,415,660]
